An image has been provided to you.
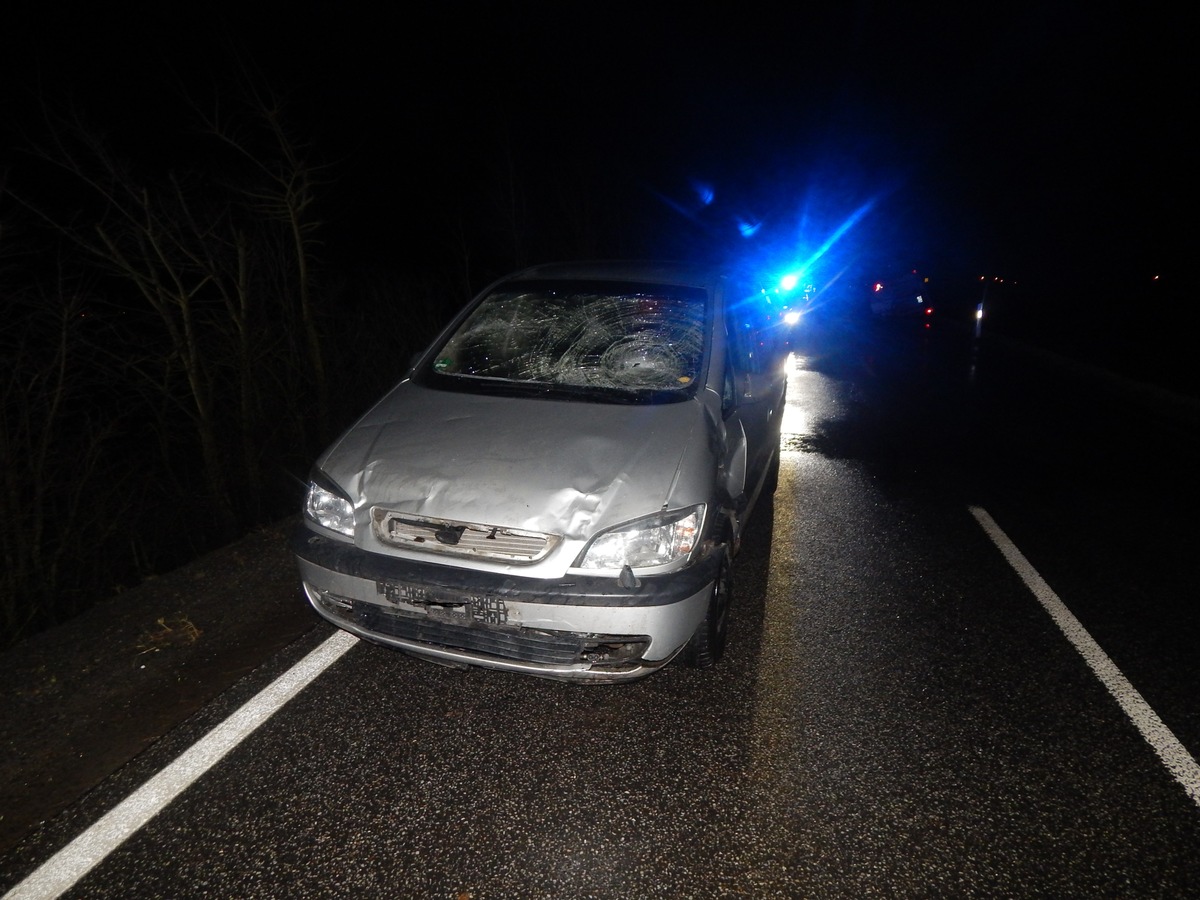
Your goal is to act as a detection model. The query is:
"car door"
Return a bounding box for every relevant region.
[720,281,787,511]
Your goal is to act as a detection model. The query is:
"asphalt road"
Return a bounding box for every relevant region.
[3,315,1198,898]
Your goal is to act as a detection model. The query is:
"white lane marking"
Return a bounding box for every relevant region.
[4,629,359,900]
[970,505,1200,809]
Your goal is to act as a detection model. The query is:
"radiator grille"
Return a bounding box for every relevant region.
[371,509,558,563]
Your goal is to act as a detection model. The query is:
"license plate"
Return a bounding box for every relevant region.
[375,580,508,625]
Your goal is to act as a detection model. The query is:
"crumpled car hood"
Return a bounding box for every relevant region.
[318,382,706,540]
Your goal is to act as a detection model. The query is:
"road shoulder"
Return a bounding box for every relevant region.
[0,517,318,855]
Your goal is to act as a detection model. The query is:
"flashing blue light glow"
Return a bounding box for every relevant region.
[744,197,878,309]
[737,217,762,238]
[784,310,802,325]
[799,199,875,275]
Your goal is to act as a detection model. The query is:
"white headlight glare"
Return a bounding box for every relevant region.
[305,481,355,536]
[577,506,703,570]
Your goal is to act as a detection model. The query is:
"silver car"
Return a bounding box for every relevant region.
[293,261,786,682]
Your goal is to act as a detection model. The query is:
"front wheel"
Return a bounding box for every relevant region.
[683,548,733,668]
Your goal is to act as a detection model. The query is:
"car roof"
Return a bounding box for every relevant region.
[501,260,726,292]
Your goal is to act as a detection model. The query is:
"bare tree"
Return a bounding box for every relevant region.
[7,88,329,538]
[0,250,134,644]
[190,76,332,438]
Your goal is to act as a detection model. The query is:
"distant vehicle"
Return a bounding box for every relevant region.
[780,283,816,328]
[293,260,786,682]
[760,276,818,351]
[869,268,934,320]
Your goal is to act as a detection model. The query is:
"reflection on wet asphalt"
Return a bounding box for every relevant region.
[3,322,1198,897]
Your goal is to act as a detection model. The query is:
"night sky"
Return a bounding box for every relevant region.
[2,3,1189,377]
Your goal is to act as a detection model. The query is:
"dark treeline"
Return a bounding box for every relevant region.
[0,73,645,649]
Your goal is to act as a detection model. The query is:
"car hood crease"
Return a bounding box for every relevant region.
[320,384,702,540]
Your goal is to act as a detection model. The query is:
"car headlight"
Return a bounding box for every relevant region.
[575,505,704,571]
[304,476,355,537]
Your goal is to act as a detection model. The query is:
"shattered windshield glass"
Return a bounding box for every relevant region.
[427,281,708,399]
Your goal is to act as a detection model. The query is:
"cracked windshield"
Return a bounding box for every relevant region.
[431,283,707,397]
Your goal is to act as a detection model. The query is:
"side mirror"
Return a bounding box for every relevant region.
[722,418,747,501]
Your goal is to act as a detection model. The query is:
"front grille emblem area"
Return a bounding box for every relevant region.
[371,509,558,563]
[434,524,466,545]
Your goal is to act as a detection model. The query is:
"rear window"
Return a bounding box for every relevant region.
[421,280,709,403]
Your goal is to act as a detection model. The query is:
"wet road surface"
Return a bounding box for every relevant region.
[3,318,1198,898]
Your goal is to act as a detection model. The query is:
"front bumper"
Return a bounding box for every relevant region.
[292,527,719,683]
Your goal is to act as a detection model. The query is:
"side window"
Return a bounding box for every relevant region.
[725,282,775,375]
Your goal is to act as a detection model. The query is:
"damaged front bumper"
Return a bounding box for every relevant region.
[292,527,718,683]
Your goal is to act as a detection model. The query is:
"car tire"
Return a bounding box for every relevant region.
[683,546,732,668]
